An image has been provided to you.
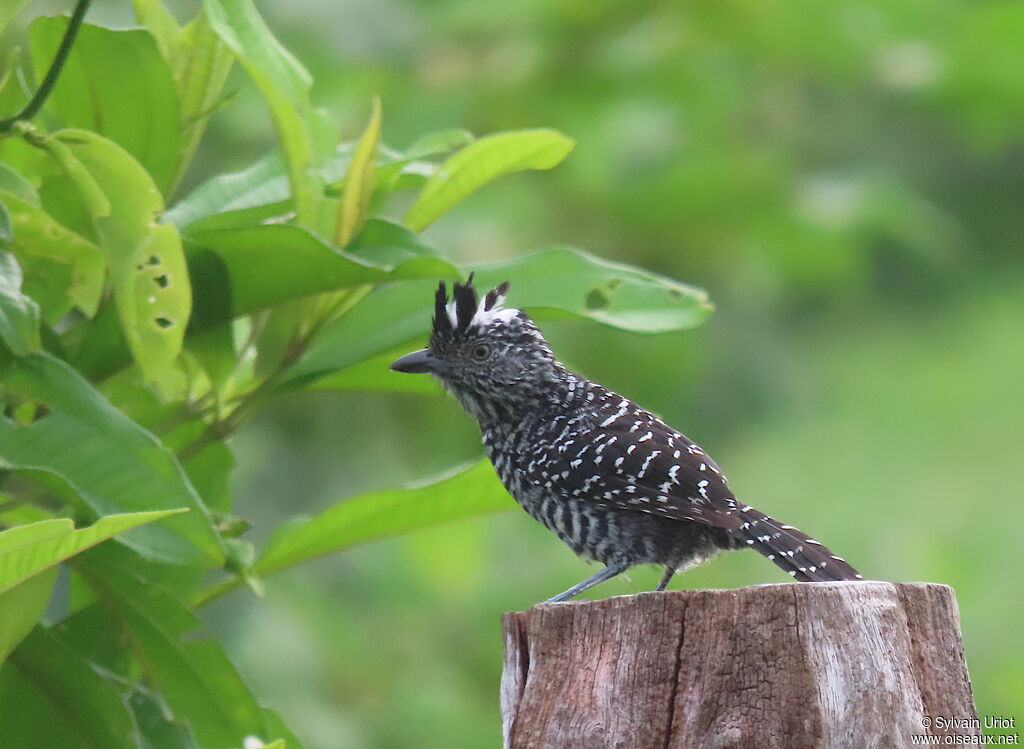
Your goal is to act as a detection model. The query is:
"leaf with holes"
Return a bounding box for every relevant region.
[468,247,712,333]
[285,247,710,388]
[56,130,191,382]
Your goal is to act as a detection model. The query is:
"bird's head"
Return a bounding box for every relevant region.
[390,275,568,423]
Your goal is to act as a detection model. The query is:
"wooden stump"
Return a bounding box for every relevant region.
[501,582,977,749]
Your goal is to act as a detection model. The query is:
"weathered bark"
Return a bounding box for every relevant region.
[501,582,976,749]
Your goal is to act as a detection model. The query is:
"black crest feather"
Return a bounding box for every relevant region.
[452,272,478,332]
[484,281,510,311]
[431,274,513,338]
[432,281,452,336]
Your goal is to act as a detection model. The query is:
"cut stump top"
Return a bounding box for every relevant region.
[501,582,976,749]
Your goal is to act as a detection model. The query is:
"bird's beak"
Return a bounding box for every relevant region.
[390,348,436,374]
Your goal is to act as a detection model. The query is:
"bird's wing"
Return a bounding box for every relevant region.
[527,405,745,531]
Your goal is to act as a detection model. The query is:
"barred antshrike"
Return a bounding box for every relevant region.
[391,276,862,602]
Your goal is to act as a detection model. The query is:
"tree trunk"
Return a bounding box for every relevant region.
[501,582,977,749]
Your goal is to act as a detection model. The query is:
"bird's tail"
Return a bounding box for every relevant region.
[728,506,863,582]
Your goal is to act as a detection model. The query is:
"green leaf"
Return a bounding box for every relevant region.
[308,346,443,395]
[278,280,433,389]
[127,687,201,749]
[48,602,135,688]
[344,217,449,267]
[0,510,184,596]
[404,128,574,231]
[373,145,454,194]
[11,253,74,325]
[0,163,40,205]
[0,502,51,527]
[168,10,235,195]
[182,439,235,514]
[57,130,192,382]
[335,96,382,246]
[286,247,710,387]
[125,2,238,196]
[0,352,224,565]
[33,136,111,219]
[0,251,41,354]
[166,143,359,231]
[0,626,136,748]
[0,197,11,242]
[254,460,512,578]
[203,0,317,224]
[200,0,309,108]
[29,18,181,193]
[0,569,58,664]
[182,247,235,389]
[186,220,457,327]
[130,0,182,62]
[164,140,444,233]
[77,546,294,749]
[0,48,29,123]
[0,189,105,319]
[59,303,132,383]
[260,709,304,749]
[470,247,712,333]
[404,128,475,160]
[165,149,293,230]
[0,0,31,37]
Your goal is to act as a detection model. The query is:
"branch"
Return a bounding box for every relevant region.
[0,0,93,134]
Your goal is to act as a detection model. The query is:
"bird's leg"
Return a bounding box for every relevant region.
[544,562,628,603]
[656,566,675,591]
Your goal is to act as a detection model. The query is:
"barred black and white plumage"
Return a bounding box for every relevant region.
[391,275,863,602]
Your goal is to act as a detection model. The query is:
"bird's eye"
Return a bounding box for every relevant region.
[472,344,490,361]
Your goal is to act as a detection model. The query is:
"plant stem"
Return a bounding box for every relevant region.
[175,285,372,463]
[0,497,26,515]
[192,576,239,608]
[0,0,93,133]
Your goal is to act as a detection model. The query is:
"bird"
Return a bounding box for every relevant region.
[390,275,863,602]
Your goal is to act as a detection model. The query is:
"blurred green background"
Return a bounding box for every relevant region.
[67,0,1024,745]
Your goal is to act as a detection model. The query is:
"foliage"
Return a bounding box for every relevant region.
[0,0,713,745]
[196,1,1024,746]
